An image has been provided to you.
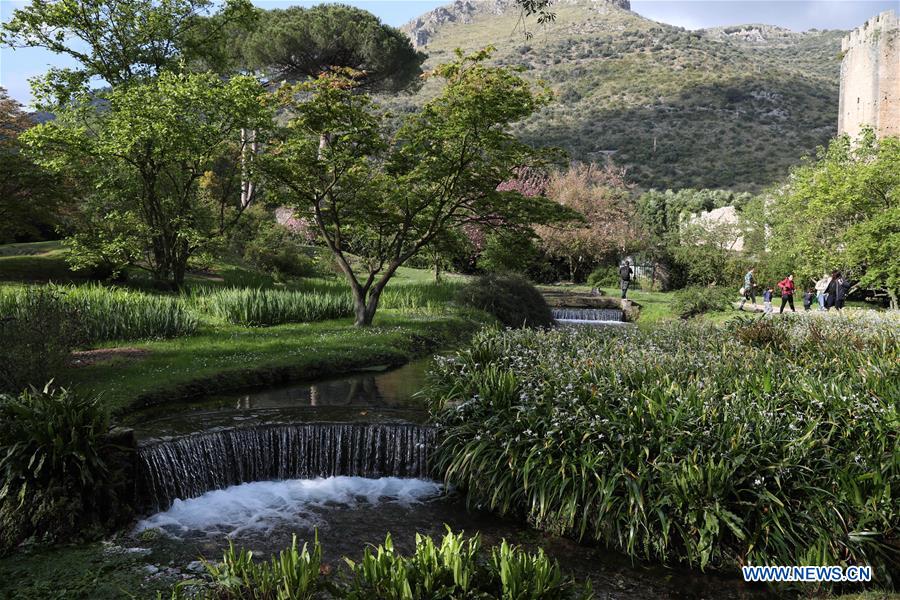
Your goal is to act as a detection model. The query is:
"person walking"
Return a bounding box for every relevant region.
[738,267,756,311]
[824,271,840,310]
[815,273,829,311]
[834,272,851,311]
[763,286,774,315]
[802,288,814,312]
[619,261,633,299]
[777,274,796,313]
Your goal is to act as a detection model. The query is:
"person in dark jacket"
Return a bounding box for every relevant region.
[777,274,796,313]
[802,288,814,311]
[619,261,633,299]
[825,271,844,310]
[834,273,851,310]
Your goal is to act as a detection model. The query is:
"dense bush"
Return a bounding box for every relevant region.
[0,386,126,554]
[168,529,584,599]
[0,287,81,393]
[670,285,733,318]
[587,265,619,288]
[230,207,320,281]
[426,315,899,579]
[455,274,554,328]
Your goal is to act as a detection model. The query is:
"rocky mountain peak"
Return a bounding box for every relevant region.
[402,0,631,48]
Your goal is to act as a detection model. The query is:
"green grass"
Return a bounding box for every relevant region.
[62,310,488,412]
[0,241,85,282]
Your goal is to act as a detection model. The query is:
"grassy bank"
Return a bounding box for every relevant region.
[62,311,487,413]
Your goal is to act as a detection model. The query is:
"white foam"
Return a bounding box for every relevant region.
[135,476,443,539]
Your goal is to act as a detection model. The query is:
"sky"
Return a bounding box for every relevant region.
[1,0,896,108]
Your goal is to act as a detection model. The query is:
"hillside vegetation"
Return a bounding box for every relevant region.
[395,0,843,191]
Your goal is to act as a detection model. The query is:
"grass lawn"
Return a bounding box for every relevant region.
[62,310,488,413]
[0,240,86,282]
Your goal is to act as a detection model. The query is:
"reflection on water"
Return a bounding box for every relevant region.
[128,360,432,439]
[231,360,428,410]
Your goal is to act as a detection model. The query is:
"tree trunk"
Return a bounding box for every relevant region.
[434,259,443,283]
[889,289,898,311]
[568,256,576,283]
[239,128,258,208]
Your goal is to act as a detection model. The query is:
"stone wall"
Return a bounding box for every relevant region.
[838,10,899,139]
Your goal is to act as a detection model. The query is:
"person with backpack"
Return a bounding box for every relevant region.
[619,261,633,299]
[777,274,796,313]
[738,267,756,311]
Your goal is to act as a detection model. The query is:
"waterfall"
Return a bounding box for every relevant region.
[552,307,624,323]
[136,422,436,512]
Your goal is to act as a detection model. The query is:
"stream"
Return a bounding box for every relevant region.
[127,359,770,599]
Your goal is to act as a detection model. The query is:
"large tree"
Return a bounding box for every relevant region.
[0,0,255,106]
[262,49,566,326]
[22,71,272,288]
[241,3,425,90]
[769,130,899,307]
[536,163,638,282]
[0,88,64,243]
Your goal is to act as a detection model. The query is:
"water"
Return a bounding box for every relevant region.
[135,476,442,540]
[137,423,435,512]
[552,307,626,324]
[134,476,767,599]
[127,360,432,438]
[129,360,769,598]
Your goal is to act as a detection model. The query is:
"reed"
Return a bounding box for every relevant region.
[427,313,900,579]
[192,281,462,326]
[192,287,354,326]
[0,284,197,344]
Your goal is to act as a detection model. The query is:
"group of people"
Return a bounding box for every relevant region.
[738,268,851,314]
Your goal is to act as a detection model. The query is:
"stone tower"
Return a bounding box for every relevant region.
[838,10,899,139]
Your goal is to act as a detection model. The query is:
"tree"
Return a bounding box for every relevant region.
[0,0,255,107]
[241,4,425,90]
[536,163,638,283]
[770,130,899,307]
[22,71,272,288]
[262,49,567,326]
[237,4,425,215]
[0,88,64,243]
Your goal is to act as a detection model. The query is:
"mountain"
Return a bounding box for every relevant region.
[391,0,844,191]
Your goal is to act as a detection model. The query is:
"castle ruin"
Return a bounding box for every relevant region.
[838,10,899,139]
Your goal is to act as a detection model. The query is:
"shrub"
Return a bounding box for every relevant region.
[427,316,900,578]
[169,530,584,599]
[344,530,580,600]
[200,534,323,600]
[0,385,126,554]
[0,287,81,393]
[455,274,553,328]
[587,264,619,288]
[670,285,733,318]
